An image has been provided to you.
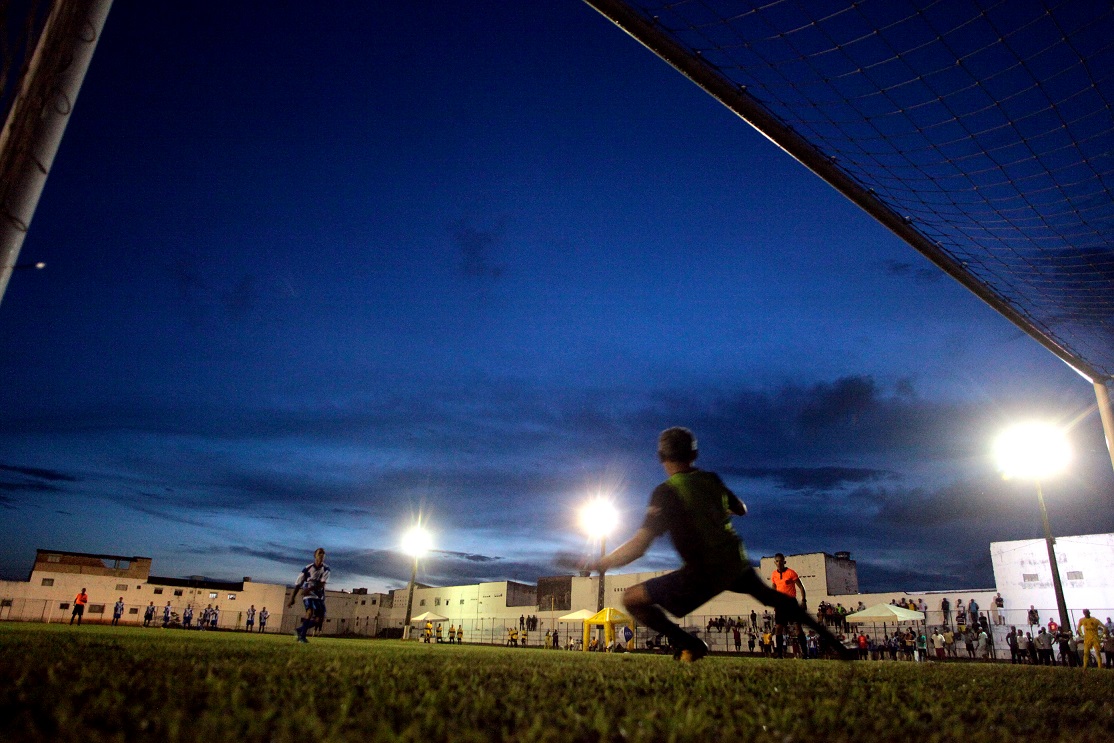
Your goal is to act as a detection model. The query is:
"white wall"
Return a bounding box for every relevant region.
[991,533,1114,628]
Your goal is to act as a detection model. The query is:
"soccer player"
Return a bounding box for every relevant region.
[183,604,193,628]
[258,607,269,632]
[112,597,124,626]
[246,605,256,632]
[289,547,330,643]
[211,605,220,629]
[70,588,89,625]
[143,601,156,627]
[162,601,172,628]
[455,624,463,644]
[589,427,853,662]
[1077,609,1103,669]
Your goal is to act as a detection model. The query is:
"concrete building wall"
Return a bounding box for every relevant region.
[0,551,288,630]
[991,533,1114,628]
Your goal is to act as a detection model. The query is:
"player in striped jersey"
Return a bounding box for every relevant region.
[289,547,330,643]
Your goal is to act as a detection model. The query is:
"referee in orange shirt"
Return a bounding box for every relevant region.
[771,553,808,657]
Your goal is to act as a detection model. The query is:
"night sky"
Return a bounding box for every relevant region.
[2,1,1111,594]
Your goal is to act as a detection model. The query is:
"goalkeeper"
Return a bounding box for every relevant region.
[591,427,852,662]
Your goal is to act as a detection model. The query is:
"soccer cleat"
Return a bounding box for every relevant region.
[675,639,709,663]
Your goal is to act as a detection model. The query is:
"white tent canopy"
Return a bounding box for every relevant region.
[845,603,925,623]
[558,609,596,621]
[410,611,449,623]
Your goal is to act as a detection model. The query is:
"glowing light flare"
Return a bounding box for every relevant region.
[579,497,619,539]
[401,525,433,558]
[993,423,1072,481]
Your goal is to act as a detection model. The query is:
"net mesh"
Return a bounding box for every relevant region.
[0,0,52,131]
[598,0,1114,379]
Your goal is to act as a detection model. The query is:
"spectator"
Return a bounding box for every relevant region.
[964,630,975,658]
[992,593,1005,625]
[1006,626,1021,664]
[968,598,980,626]
[1027,605,1040,629]
[71,588,89,626]
[977,628,990,660]
[732,625,742,652]
[1077,610,1102,669]
[1102,629,1114,669]
[944,627,956,658]
[932,628,946,660]
[1035,627,1054,665]
[750,609,758,629]
[940,597,951,626]
[1025,632,1037,665]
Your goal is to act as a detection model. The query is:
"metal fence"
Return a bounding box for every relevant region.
[0,597,273,631]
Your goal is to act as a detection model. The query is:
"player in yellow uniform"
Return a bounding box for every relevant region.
[1077,609,1104,669]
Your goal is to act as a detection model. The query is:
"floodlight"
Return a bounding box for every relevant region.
[579,497,619,539]
[993,423,1071,480]
[401,526,432,558]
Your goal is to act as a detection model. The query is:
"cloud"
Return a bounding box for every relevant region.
[884,259,940,284]
[3,372,1109,594]
[449,218,504,280]
[0,463,78,496]
[0,464,79,482]
[724,466,894,493]
[222,543,552,588]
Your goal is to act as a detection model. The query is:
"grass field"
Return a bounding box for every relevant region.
[3,623,1114,742]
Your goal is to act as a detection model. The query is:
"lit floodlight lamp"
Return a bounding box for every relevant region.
[993,423,1071,481]
[401,525,432,558]
[579,497,619,539]
[992,421,1072,633]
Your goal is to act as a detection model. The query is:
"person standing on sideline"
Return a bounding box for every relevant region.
[258,607,269,632]
[70,588,89,625]
[183,604,193,629]
[771,552,810,657]
[587,427,853,663]
[289,548,330,643]
[211,605,220,630]
[162,601,172,628]
[112,597,125,626]
[245,605,256,632]
[1077,609,1103,669]
[456,624,463,645]
[940,597,950,627]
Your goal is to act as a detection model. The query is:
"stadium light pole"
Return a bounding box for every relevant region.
[993,423,1072,632]
[401,524,432,641]
[579,497,618,613]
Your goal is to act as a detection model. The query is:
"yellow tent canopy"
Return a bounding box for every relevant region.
[582,607,633,651]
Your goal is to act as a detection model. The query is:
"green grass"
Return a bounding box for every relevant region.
[3,623,1114,742]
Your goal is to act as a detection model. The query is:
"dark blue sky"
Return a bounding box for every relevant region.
[2,1,1111,593]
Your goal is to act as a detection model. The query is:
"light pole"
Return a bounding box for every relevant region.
[401,524,432,640]
[993,422,1072,632]
[579,497,618,613]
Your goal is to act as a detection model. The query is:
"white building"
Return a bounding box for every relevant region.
[991,533,1114,629]
[0,549,287,630]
